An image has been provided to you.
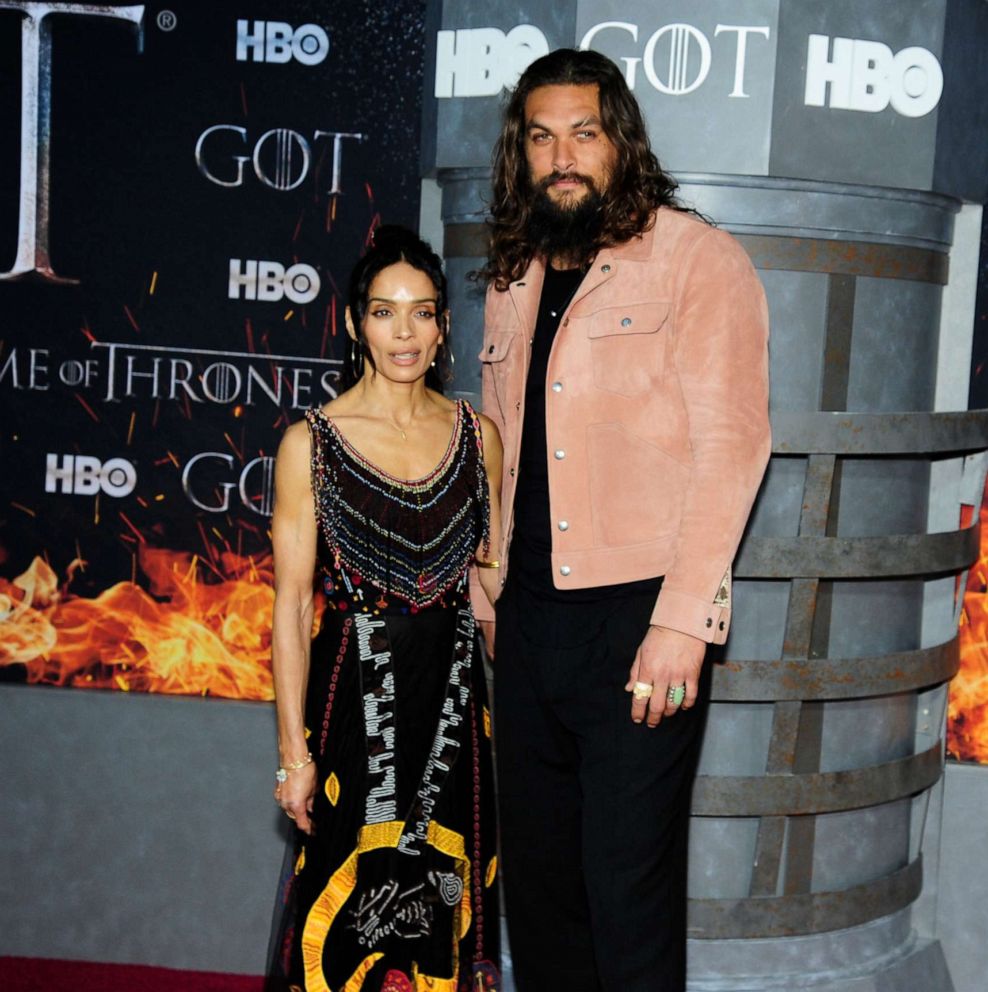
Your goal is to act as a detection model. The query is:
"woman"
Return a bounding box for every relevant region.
[267,227,502,991]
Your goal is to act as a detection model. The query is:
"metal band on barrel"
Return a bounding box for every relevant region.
[710,637,959,701]
[688,857,923,939]
[735,525,979,579]
[691,742,942,817]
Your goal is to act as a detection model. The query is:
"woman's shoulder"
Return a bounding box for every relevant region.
[475,411,502,455]
[279,416,312,452]
[312,390,356,421]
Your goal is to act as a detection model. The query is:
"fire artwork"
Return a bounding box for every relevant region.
[0,546,323,701]
[948,490,988,764]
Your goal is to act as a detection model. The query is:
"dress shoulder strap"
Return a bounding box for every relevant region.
[457,398,491,559]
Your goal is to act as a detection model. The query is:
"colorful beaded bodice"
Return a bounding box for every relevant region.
[306,399,490,613]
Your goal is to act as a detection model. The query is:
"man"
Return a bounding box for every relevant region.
[471,49,770,991]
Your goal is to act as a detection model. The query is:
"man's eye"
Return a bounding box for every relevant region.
[531,133,551,144]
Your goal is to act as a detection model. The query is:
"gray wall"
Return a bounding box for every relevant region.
[937,763,988,992]
[0,684,285,974]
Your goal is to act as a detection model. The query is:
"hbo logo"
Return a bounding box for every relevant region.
[805,34,943,118]
[235,20,329,65]
[435,24,548,97]
[45,454,137,498]
[228,259,320,304]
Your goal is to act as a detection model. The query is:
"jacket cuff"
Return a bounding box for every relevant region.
[650,589,730,645]
[469,567,496,623]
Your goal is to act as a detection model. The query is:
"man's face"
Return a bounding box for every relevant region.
[523,83,617,211]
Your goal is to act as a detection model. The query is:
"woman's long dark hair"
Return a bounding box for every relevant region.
[342,225,452,392]
[483,49,688,290]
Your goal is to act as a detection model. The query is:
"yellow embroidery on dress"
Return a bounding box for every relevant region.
[294,847,306,875]
[413,972,456,990]
[302,822,404,990]
[411,961,457,991]
[302,820,470,991]
[304,726,312,739]
[427,821,472,944]
[302,845,359,992]
[482,706,492,738]
[485,855,498,888]
[342,952,384,991]
[325,771,340,806]
[359,820,404,851]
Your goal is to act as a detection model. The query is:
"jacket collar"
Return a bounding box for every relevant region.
[507,218,657,322]
[572,223,654,309]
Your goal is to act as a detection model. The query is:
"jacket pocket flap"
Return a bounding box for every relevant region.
[479,330,516,363]
[587,301,671,339]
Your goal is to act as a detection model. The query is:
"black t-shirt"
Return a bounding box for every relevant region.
[510,262,662,603]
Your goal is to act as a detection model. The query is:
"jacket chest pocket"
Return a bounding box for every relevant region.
[587,301,671,397]
[479,330,520,416]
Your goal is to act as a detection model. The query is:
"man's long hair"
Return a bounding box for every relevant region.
[483,49,686,290]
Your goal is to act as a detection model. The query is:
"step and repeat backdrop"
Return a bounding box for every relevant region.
[0,2,424,699]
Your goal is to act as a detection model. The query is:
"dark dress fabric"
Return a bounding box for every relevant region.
[267,400,500,992]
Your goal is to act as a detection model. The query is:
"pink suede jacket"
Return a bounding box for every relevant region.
[473,207,770,644]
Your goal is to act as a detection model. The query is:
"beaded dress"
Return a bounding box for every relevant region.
[268,399,500,992]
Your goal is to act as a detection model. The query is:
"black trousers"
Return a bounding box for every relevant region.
[494,579,708,992]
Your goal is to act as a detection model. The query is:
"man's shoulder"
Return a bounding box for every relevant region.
[634,207,750,268]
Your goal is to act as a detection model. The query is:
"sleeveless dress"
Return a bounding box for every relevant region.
[267,399,501,992]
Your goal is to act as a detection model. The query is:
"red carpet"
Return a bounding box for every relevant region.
[0,957,266,992]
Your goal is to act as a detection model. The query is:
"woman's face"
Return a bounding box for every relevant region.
[352,261,444,385]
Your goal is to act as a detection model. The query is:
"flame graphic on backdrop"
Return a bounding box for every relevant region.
[0,548,293,700]
[948,492,988,763]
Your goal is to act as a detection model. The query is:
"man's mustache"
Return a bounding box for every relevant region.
[537,171,598,193]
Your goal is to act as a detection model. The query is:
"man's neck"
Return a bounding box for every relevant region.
[548,251,587,271]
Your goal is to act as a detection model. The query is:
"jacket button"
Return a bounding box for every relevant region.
[601,264,611,273]
[705,618,713,628]
[554,449,565,460]
[558,520,569,531]
[517,282,526,287]
[487,345,495,354]
[551,381,562,392]
[719,621,726,631]
[621,317,632,327]
[515,402,520,410]
[562,318,569,327]
[509,468,515,477]
[560,565,571,576]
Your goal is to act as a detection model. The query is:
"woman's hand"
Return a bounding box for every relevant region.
[274,762,318,835]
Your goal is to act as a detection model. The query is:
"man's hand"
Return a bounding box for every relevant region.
[625,625,706,727]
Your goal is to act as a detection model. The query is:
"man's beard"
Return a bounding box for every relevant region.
[528,172,606,266]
